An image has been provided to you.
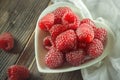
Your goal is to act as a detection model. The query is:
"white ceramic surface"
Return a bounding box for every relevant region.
[35,2,114,73]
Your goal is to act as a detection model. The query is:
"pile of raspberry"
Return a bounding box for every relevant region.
[38,7,107,69]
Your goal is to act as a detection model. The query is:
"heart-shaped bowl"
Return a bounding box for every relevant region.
[35,2,114,73]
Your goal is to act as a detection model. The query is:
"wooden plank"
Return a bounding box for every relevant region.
[0,0,50,79]
[11,1,83,80]
[20,1,82,79]
[29,60,83,80]
[0,0,83,80]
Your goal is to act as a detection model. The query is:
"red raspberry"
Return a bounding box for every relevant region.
[55,30,77,52]
[78,42,87,49]
[62,12,80,30]
[94,28,107,44]
[8,76,18,80]
[38,13,54,31]
[0,32,14,51]
[45,48,64,68]
[76,23,94,43]
[80,18,97,32]
[7,65,29,80]
[43,36,54,50]
[53,7,72,24]
[87,39,103,58]
[65,49,85,66]
[49,24,67,40]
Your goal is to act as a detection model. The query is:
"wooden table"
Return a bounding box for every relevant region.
[0,0,83,80]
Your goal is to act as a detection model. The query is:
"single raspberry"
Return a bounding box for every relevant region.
[45,48,64,68]
[76,23,94,43]
[65,49,85,66]
[53,7,72,24]
[55,30,77,52]
[87,39,103,58]
[94,28,107,44]
[62,12,80,30]
[0,32,14,51]
[38,13,54,31]
[7,65,29,80]
[80,18,97,32]
[43,36,54,50]
[49,24,67,40]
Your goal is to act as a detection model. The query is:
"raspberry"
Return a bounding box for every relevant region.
[94,28,107,44]
[55,30,77,52]
[78,42,87,49]
[43,36,54,50]
[38,13,54,31]
[7,65,29,80]
[8,76,18,80]
[87,39,103,58]
[62,12,80,30]
[49,24,67,40]
[0,32,14,51]
[80,18,97,32]
[76,23,94,43]
[65,49,85,66]
[53,7,72,24]
[45,48,64,68]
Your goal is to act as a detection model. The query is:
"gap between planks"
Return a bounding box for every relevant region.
[15,0,52,69]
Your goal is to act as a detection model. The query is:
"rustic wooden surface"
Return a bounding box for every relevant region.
[0,0,83,80]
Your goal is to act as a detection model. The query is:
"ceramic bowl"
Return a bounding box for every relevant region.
[35,2,114,73]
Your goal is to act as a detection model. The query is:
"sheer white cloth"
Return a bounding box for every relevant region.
[51,0,120,80]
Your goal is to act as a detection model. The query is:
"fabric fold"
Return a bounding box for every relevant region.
[51,0,120,80]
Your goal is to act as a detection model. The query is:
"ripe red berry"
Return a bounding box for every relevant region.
[76,23,94,43]
[45,48,64,68]
[53,7,72,24]
[55,30,77,52]
[87,39,103,58]
[7,65,29,80]
[94,28,107,44]
[0,32,14,51]
[38,13,54,31]
[78,42,87,49]
[80,18,97,32]
[49,24,67,40]
[62,12,80,30]
[43,36,54,50]
[65,49,85,66]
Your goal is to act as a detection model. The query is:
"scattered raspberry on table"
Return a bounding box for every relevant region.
[7,65,30,80]
[0,32,14,51]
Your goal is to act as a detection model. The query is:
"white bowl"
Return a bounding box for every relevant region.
[35,2,114,73]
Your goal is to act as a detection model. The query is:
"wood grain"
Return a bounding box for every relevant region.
[29,61,83,80]
[0,0,83,80]
[0,0,50,80]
